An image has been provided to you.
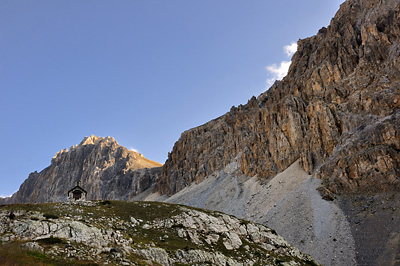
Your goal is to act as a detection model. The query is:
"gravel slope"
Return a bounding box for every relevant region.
[144,159,356,266]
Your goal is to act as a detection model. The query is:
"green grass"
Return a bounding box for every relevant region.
[27,250,47,262]
[128,253,162,266]
[107,201,185,222]
[0,242,99,266]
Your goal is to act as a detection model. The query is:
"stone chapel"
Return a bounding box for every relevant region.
[67,181,87,201]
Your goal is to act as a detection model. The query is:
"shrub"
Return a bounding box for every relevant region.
[36,236,63,245]
[43,213,59,219]
[100,200,112,205]
[171,224,185,229]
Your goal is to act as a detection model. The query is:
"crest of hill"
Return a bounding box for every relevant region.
[0,201,319,266]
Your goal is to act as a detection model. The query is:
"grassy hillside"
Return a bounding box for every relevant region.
[0,201,319,266]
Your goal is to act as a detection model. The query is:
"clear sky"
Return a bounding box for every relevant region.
[0,0,345,197]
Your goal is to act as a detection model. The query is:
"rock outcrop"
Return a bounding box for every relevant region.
[159,0,400,196]
[9,136,162,204]
[0,201,319,266]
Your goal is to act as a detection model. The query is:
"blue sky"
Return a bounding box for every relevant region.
[0,0,344,197]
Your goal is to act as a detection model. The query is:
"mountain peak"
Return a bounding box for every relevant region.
[11,136,163,204]
[80,135,115,146]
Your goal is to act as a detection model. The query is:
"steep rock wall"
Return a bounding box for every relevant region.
[159,0,400,196]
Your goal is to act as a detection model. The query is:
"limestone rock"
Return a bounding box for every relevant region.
[0,201,319,266]
[222,231,242,250]
[9,135,162,204]
[159,0,400,196]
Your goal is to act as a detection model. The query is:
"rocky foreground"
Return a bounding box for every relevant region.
[0,201,318,266]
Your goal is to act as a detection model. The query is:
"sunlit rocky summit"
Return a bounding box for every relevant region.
[1,0,399,265]
[9,135,162,204]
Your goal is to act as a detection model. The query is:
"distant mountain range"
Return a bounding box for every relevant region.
[2,0,399,265]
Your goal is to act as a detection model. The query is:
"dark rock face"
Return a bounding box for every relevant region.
[11,136,162,203]
[159,0,400,196]
[338,192,400,266]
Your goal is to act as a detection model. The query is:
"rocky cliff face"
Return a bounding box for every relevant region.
[153,1,400,265]
[159,0,400,196]
[10,135,162,204]
[0,201,319,266]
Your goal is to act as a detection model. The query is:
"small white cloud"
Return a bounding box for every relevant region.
[265,42,298,88]
[0,193,14,198]
[283,42,297,57]
[129,147,140,153]
[265,61,292,87]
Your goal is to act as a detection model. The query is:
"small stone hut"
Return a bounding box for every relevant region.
[68,181,87,201]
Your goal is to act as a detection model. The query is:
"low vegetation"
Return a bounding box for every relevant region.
[0,242,99,266]
[0,201,319,265]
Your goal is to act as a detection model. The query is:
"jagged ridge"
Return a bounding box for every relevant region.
[159,0,400,196]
